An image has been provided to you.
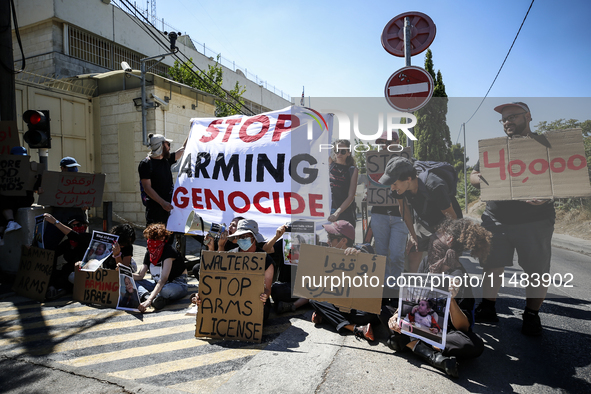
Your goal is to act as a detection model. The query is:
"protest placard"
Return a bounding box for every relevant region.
[117,264,140,312]
[397,273,452,349]
[80,231,118,272]
[38,171,106,207]
[0,121,20,155]
[365,147,411,206]
[478,129,591,201]
[73,268,120,307]
[283,220,315,266]
[196,251,266,343]
[34,215,45,249]
[0,154,30,196]
[293,244,385,314]
[167,106,332,239]
[12,246,55,302]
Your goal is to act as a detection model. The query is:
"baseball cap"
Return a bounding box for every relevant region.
[493,102,530,114]
[375,130,399,143]
[228,219,266,243]
[10,146,27,156]
[67,215,89,226]
[60,157,81,168]
[378,156,414,185]
[148,133,173,158]
[323,220,355,243]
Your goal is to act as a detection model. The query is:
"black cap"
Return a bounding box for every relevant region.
[67,215,89,226]
[378,156,414,185]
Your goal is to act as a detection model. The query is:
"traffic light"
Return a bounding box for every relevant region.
[23,110,51,149]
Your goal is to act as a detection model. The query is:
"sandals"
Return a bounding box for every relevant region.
[354,323,375,342]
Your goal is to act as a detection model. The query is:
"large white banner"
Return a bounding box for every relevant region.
[167,106,332,239]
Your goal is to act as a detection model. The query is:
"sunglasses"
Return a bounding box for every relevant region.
[336,149,349,155]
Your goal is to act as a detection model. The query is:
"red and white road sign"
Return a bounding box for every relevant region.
[384,66,434,112]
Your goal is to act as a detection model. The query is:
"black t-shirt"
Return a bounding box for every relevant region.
[103,244,133,270]
[138,155,177,203]
[329,162,356,224]
[473,161,556,225]
[142,244,185,283]
[55,231,92,266]
[371,205,401,216]
[394,172,461,230]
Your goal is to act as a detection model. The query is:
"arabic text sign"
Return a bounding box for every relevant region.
[293,244,385,314]
[365,147,411,206]
[479,129,591,201]
[196,251,266,343]
[13,246,55,302]
[39,171,105,207]
[73,268,120,307]
[0,155,30,196]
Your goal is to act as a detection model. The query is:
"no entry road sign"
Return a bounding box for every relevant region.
[384,66,434,112]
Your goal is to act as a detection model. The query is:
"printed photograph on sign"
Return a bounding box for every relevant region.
[117,264,141,312]
[283,220,315,265]
[34,215,45,249]
[80,231,119,272]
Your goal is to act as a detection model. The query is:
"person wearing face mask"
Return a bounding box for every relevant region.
[192,219,275,321]
[43,213,91,299]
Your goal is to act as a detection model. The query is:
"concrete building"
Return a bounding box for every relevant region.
[10,0,292,226]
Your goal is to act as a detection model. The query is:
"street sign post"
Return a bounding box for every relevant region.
[381,12,436,58]
[384,65,434,112]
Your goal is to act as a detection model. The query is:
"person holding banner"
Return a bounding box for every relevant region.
[328,139,359,230]
[138,133,186,226]
[134,223,189,311]
[309,221,378,342]
[386,218,489,378]
[470,102,555,336]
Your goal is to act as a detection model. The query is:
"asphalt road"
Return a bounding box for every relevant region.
[1,237,590,393]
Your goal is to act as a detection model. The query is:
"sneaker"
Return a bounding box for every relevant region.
[151,295,167,310]
[275,301,295,314]
[475,302,499,323]
[5,221,21,233]
[522,310,543,336]
[354,323,375,342]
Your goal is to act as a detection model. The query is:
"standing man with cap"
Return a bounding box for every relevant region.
[470,102,555,336]
[60,156,81,172]
[369,131,409,284]
[138,133,186,226]
[378,156,462,272]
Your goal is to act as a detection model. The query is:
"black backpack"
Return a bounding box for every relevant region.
[413,160,458,197]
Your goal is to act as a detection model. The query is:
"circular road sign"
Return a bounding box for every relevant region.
[384,66,434,112]
[381,12,436,57]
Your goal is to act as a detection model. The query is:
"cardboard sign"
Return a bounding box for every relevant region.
[73,268,120,307]
[0,155,30,196]
[479,129,591,201]
[0,121,21,155]
[365,147,412,206]
[12,246,55,302]
[38,171,106,207]
[293,244,386,314]
[196,251,266,343]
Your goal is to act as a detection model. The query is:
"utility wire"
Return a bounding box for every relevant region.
[463,0,535,127]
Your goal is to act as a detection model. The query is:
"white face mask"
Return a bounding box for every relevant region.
[237,237,253,251]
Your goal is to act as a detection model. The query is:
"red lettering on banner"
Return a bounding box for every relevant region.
[273,114,300,141]
[272,192,281,213]
[550,158,566,173]
[309,194,324,217]
[253,192,271,214]
[483,149,506,180]
[228,191,250,213]
[568,154,586,170]
[529,159,549,175]
[173,187,189,208]
[200,119,223,143]
[205,189,226,210]
[285,192,305,214]
[508,160,526,178]
[239,116,270,143]
[192,188,204,209]
[222,118,242,143]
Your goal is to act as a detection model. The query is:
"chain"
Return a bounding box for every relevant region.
[112,211,145,229]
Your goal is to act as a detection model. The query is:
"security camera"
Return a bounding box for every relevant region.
[151,94,169,110]
[121,61,132,72]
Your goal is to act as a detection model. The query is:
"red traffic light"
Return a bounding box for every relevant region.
[23,110,46,126]
[23,110,51,149]
[29,112,42,124]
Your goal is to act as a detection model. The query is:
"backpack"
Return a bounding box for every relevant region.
[139,158,152,206]
[413,160,458,197]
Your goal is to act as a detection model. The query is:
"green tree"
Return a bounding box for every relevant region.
[449,143,468,174]
[169,55,246,117]
[535,118,591,136]
[408,50,453,162]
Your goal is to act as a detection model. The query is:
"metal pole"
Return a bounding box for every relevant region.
[102,201,113,232]
[404,17,414,155]
[463,123,468,213]
[141,59,148,146]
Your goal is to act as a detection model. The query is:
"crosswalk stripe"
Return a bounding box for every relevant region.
[0,306,103,322]
[108,346,264,379]
[167,371,237,394]
[7,323,198,357]
[0,310,126,333]
[60,337,208,367]
[0,313,194,347]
